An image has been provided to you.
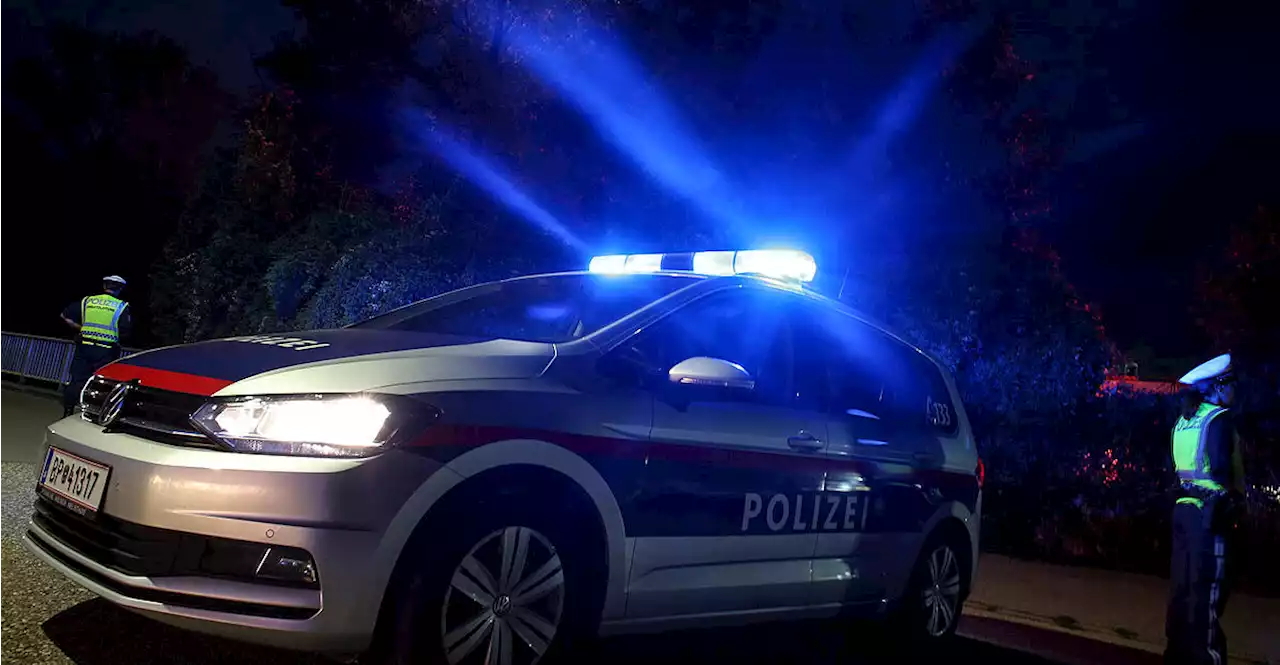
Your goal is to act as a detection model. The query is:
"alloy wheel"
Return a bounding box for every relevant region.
[440,526,566,665]
[920,544,962,637]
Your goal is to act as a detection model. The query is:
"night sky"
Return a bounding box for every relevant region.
[3,0,1276,366]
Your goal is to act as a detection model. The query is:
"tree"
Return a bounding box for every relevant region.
[2,22,228,344]
[1195,205,1280,365]
[150,89,316,341]
[1194,205,1280,491]
[150,0,627,341]
[146,0,1123,382]
[835,6,1118,432]
[857,231,1113,433]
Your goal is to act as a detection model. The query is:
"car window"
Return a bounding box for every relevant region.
[904,350,960,436]
[350,274,694,343]
[792,305,895,418]
[798,304,959,436]
[624,287,796,406]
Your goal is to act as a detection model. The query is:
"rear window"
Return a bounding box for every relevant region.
[795,303,958,435]
[904,351,960,437]
[350,274,697,343]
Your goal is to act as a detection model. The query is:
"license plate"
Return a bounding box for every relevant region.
[39,447,111,516]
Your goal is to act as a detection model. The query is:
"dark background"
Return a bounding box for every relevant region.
[2,0,1276,367]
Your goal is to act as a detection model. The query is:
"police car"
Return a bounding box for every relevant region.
[25,249,981,664]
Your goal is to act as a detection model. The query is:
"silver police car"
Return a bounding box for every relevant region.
[25,250,982,664]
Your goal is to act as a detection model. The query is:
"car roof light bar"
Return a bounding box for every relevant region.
[588,249,817,283]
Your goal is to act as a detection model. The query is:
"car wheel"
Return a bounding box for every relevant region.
[890,535,966,646]
[373,502,603,665]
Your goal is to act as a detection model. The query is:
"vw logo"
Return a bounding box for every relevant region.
[100,380,136,427]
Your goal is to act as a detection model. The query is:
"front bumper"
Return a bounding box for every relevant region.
[24,416,444,653]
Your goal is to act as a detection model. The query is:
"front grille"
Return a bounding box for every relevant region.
[81,377,221,449]
[34,494,183,576]
[31,497,318,589]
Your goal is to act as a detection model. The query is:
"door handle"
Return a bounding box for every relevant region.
[787,432,823,450]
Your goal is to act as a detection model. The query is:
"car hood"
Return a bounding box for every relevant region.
[97,329,554,396]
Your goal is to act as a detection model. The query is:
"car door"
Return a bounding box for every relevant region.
[620,285,830,619]
[792,304,935,607]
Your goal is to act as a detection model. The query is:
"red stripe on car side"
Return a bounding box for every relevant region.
[96,364,234,396]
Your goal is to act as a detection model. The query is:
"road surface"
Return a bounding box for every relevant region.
[1,386,1161,664]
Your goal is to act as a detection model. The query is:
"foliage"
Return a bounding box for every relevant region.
[141,3,1123,424]
[843,7,1118,439]
[851,229,1115,440]
[1195,205,1279,359]
[982,387,1280,596]
[1194,205,1280,382]
[151,91,317,341]
[293,225,463,329]
[152,128,562,339]
[1193,205,1280,494]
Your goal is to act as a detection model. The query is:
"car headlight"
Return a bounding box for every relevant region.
[192,394,429,457]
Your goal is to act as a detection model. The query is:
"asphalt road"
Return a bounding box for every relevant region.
[1,386,1159,665]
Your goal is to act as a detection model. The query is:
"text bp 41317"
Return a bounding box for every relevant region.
[39,447,111,517]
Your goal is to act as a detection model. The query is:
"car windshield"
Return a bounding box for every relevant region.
[349,273,699,343]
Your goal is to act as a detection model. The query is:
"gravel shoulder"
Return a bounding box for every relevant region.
[3,462,94,664]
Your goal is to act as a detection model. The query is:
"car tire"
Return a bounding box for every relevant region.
[370,498,605,665]
[887,532,967,651]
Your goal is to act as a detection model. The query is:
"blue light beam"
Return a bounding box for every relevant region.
[843,22,984,173]
[404,113,587,253]
[494,7,750,232]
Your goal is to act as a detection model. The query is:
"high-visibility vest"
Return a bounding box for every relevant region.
[1171,402,1229,494]
[80,294,128,347]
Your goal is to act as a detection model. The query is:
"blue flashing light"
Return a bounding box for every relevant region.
[732,250,817,283]
[588,250,817,283]
[624,253,664,273]
[588,255,627,274]
[692,250,735,276]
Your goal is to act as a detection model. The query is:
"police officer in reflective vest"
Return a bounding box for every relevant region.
[1165,353,1246,665]
[60,275,132,417]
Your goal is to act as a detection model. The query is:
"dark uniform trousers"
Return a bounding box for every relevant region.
[1164,495,1232,665]
[62,343,120,416]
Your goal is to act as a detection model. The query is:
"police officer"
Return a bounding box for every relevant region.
[1164,353,1246,665]
[60,276,132,417]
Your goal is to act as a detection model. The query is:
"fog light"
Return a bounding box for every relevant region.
[255,547,318,586]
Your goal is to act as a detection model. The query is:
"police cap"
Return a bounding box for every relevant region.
[1178,353,1233,386]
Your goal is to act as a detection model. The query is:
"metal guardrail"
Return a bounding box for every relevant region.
[1,332,139,385]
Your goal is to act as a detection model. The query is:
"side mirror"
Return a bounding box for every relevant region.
[668,357,755,392]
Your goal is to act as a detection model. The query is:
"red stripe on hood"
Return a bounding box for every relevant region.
[97,363,234,396]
